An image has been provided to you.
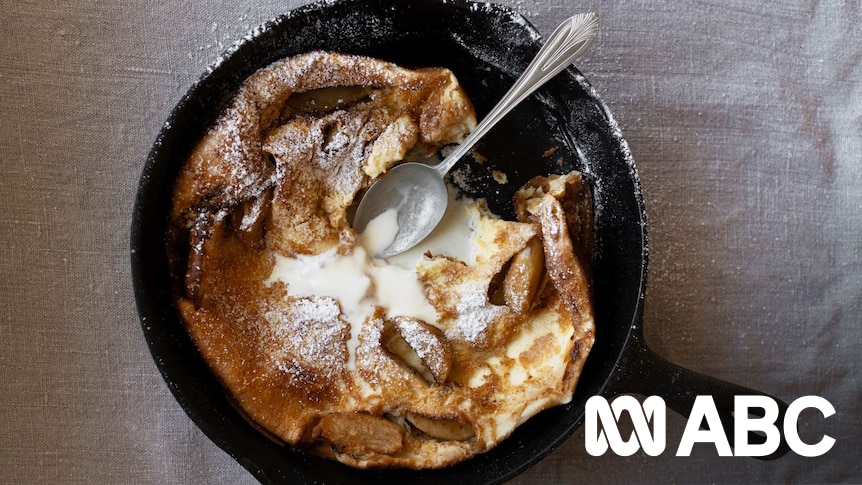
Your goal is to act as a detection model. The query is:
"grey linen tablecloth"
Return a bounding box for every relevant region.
[2,0,860,483]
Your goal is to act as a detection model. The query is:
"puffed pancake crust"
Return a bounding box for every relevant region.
[167,51,594,469]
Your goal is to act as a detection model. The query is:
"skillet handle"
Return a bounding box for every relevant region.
[602,334,791,460]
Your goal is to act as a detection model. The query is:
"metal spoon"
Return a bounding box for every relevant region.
[353,12,599,258]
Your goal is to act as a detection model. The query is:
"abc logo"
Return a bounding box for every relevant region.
[585,395,835,457]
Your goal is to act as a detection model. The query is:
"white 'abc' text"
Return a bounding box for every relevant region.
[585,395,834,457]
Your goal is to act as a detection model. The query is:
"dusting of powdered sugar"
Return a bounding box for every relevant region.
[448,3,541,79]
[569,70,647,262]
[447,282,507,344]
[264,297,347,380]
[396,319,444,376]
[211,100,269,197]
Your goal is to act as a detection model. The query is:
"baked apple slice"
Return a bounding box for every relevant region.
[381,317,452,384]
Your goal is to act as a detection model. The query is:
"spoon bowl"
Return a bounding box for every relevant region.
[353,162,448,258]
[353,12,599,258]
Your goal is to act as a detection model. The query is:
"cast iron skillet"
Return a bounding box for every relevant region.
[131,0,790,482]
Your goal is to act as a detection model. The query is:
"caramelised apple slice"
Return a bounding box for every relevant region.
[406,412,476,441]
[283,85,373,115]
[312,412,404,455]
[514,171,593,272]
[381,317,452,384]
[502,236,545,315]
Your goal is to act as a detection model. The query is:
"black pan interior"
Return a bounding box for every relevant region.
[131,0,648,483]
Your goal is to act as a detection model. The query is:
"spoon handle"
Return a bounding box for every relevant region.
[434,12,599,176]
